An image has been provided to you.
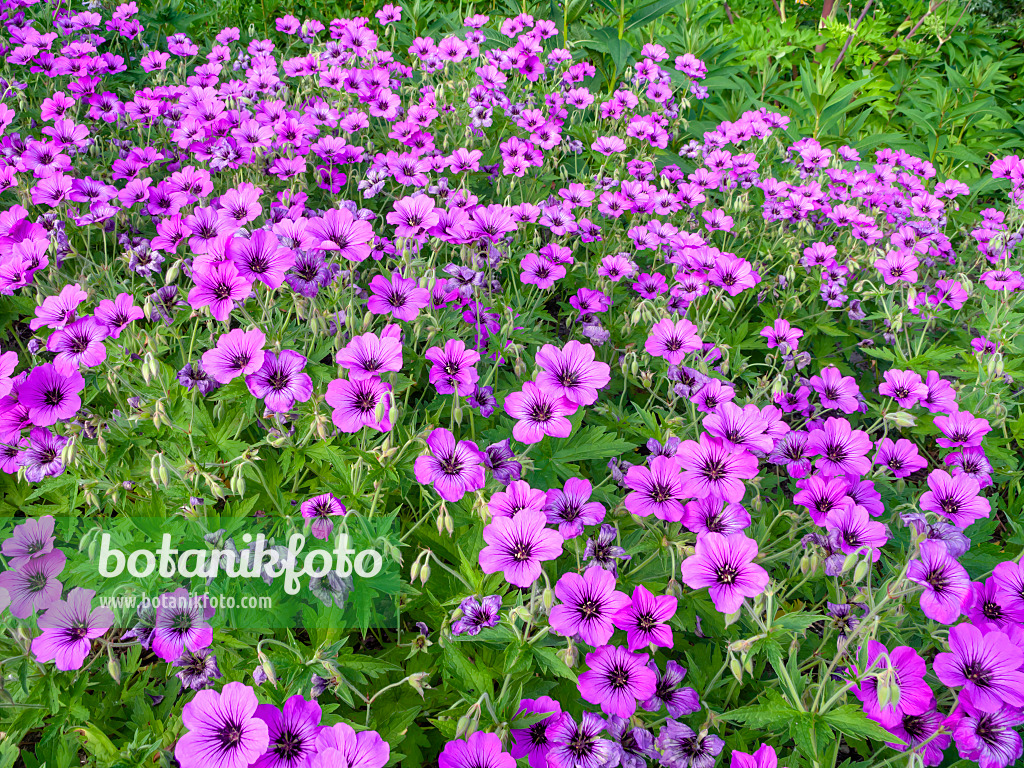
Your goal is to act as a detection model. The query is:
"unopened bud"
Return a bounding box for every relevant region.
[419,562,431,585]
[542,587,554,612]
[729,657,743,683]
[853,558,870,583]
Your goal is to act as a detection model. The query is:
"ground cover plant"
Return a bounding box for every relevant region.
[1,2,1024,768]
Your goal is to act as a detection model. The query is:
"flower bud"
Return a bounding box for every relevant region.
[883,411,917,428]
[419,562,431,585]
[542,587,554,613]
[107,654,121,683]
[729,657,743,683]
[853,558,870,583]
[840,552,858,574]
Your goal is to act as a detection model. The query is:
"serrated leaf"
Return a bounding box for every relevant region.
[718,690,798,728]
[824,705,904,744]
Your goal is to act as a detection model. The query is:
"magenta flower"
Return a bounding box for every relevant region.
[546,712,613,768]
[934,623,1024,712]
[578,645,657,717]
[30,587,113,671]
[21,427,67,482]
[623,455,688,522]
[20,364,84,426]
[947,694,1022,768]
[489,480,547,519]
[677,434,759,503]
[535,341,610,406]
[300,494,347,541]
[187,259,253,321]
[252,694,322,768]
[549,566,630,646]
[424,339,480,395]
[907,540,970,624]
[804,417,872,477]
[479,508,563,588]
[759,319,802,351]
[46,316,108,372]
[679,532,769,614]
[245,350,313,413]
[0,350,16,399]
[175,682,270,768]
[366,271,430,321]
[919,469,990,528]
[1,514,55,569]
[503,381,577,444]
[613,584,676,651]
[307,207,374,262]
[230,230,296,289]
[921,371,958,414]
[414,428,486,502]
[874,438,927,478]
[324,377,393,433]
[386,195,439,239]
[29,283,87,331]
[543,478,605,538]
[808,366,860,413]
[935,410,992,448]
[0,549,65,618]
[151,588,215,662]
[645,318,701,365]
[851,641,932,727]
[201,328,266,384]
[94,293,144,339]
[823,503,889,560]
[879,369,928,408]
[702,402,774,454]
[510,696,562,768]
[313,722,389,768]
[336,329,404,380]
[439,732,515,768]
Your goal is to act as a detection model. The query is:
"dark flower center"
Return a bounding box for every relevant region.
[715,564,739,585]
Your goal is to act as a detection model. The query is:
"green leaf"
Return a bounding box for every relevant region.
[625,0,683,30]
[441,643,493,696]
[551,427,635,463]
[718,690,799,728]
[824,705,904,744]
[773,612,825,631]
[531,646,578,683]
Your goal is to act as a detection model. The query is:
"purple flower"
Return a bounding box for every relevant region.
[201,329,267,384]
[366,271,430,322]
[878,369,928,408]
[488,480,546,519]
[907,540,970,624]
[730,744,782,768]
[414,428,486,502]
[578,645,657,717]
[603,716,655,768]
[850,641,932,727]
[641,661,700,718]
[312,722,389,768]
[934,623,1024,712]
[187,259,253,321]
[479,508,563,588]
[677,435,759,503]
[613,584,676,651]
[808,366,860,413]
[424,339,480,395]
[30,587,112,670]
[94,293,144,339]
[451,595,502,636]
[503,382,577,444]
[656,720,724,768]
[484,439,521,485]
[702,402,773,454]
[174,649,222,691]
[823,504,889,560]
[177,363,220,395]
[535,340,610,406]
[550,565,630,646]
[919,469,990,528]
[948,693,1022,768]
[804,417,872,477]
[584,524,631,575]
[679,532,769,614]
[21,427,68,482]
[884,707,949,766]
[252,694,322,768]
[300,494,346,540]
[546,712,613,768]
[325,377,393,433]
[1,514,55,569]
[175,682,270,768]
[645,318,701,365]
[245,350,313,413]
[336,330,404,380]
[46,316,108,373]
[935,410,991,448]
[467,385,497,417]
[0,549,65,618]
[682,498,751,537]
[20,364,84,426]
[623,456,687,522]
[543,478,605,538]
[438,732,514,768]
[151,588,215,662]
[510,696,562,768]
[874,438,927,478]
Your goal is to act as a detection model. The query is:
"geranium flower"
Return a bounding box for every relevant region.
[413,428,485,502]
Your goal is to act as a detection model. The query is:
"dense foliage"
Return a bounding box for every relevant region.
[1,2,1024,768]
